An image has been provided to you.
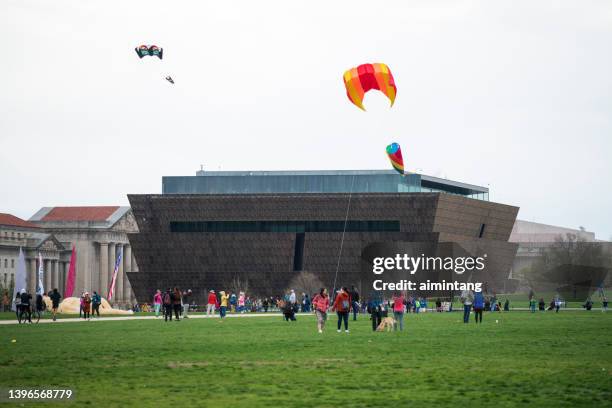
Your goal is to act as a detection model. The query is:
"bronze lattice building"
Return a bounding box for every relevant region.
[127,171,519,303]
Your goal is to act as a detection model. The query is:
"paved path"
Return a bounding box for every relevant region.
[0,312,310,325]
[2,308,605,325]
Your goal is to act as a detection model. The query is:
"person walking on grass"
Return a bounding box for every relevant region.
[91,291,101,318]
[50,288,61,321]
[312,288,330,333]
[473,288,484,324]
[82,292,92,320]
[18,289,32,323]
[79,292,84,318]
[332,287,351,333]
[603,296,608,312]
[163,288,173,321]
[153,290,162,318]
[35,292,45,319]
[207,290,217,317]
[172,287,182,321]
[219,291,229,319]
[350,286,360,321]
[368,296,383,331]
[461,289,473,323]
[392,292,406,331]
[529,297,536,313]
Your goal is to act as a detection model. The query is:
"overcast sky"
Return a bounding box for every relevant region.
[1,0,611,239]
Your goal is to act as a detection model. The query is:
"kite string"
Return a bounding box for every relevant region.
[333,174,356,292]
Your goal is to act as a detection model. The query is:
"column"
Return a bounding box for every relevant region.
[27,258,37,294]
[52,260,59,291]
[57,262,64,294]
[99,242,108,297]
[62,262,68,294]
[44,259,51,294]
[123,244,132,303]
[116,244,124,303]
[107,243,115,301]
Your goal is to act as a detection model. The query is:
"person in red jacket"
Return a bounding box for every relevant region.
[332,287,351,333]
[312,288,330,333]
[206,290,217,317]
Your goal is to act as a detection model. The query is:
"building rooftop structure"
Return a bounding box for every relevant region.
[29,206,132,229]
[510,220,596,243]
[162,170,489,200]
[0,213,40,229]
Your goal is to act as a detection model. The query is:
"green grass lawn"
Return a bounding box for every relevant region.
[1,312,611,407]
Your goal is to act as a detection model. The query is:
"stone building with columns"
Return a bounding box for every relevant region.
[29,206,139,306]
[0,213,70,296]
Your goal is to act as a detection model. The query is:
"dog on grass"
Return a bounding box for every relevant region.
[376,317,396,332]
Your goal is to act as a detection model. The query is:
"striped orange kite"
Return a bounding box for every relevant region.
[343,63,397,111]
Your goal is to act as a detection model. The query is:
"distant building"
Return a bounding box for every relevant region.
[509,220,598,281]
[29,206,139,305]
[0,213,68,295]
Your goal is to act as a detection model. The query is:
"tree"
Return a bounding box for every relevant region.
[226,274,249,296]
[524,233,611,300]
[286,271,324,297]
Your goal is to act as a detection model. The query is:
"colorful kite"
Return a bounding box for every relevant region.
[343,63,396,111]
[386,143,404,175]
[135,45,163,59]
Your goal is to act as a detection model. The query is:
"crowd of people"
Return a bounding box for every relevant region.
[11,287,62,323]
[5,284,609,327]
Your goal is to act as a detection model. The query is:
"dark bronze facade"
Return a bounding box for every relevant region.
[127,193,519,303]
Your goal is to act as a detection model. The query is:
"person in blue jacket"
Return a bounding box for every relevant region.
[473,288,485,324]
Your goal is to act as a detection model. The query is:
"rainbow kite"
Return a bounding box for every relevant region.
[386,143,404,175]
[343,63,397,111]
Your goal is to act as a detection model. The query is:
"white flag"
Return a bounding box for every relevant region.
[11,247,27,311]
[37,252,44,296]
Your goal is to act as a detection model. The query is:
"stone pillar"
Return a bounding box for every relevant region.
[27,258,37,294]
[52,260,59,291]
[123,245,132,304]
[116,244,124,303]
[44,259,51,294]
[57,262,64,294]
[62,262,68,294]
[107,243,116,301]
[99,242,108,298]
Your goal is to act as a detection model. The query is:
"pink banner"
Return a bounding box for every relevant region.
[65,246,76,297]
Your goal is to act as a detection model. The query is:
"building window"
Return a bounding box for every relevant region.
[479,223,486,238]
[170,220,401,233]
[11,259,14,268]
[293,233,305,271]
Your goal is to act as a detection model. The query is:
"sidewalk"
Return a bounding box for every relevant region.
[0,312,309,325]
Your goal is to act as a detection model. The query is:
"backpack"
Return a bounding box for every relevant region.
[163,293,171,305]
